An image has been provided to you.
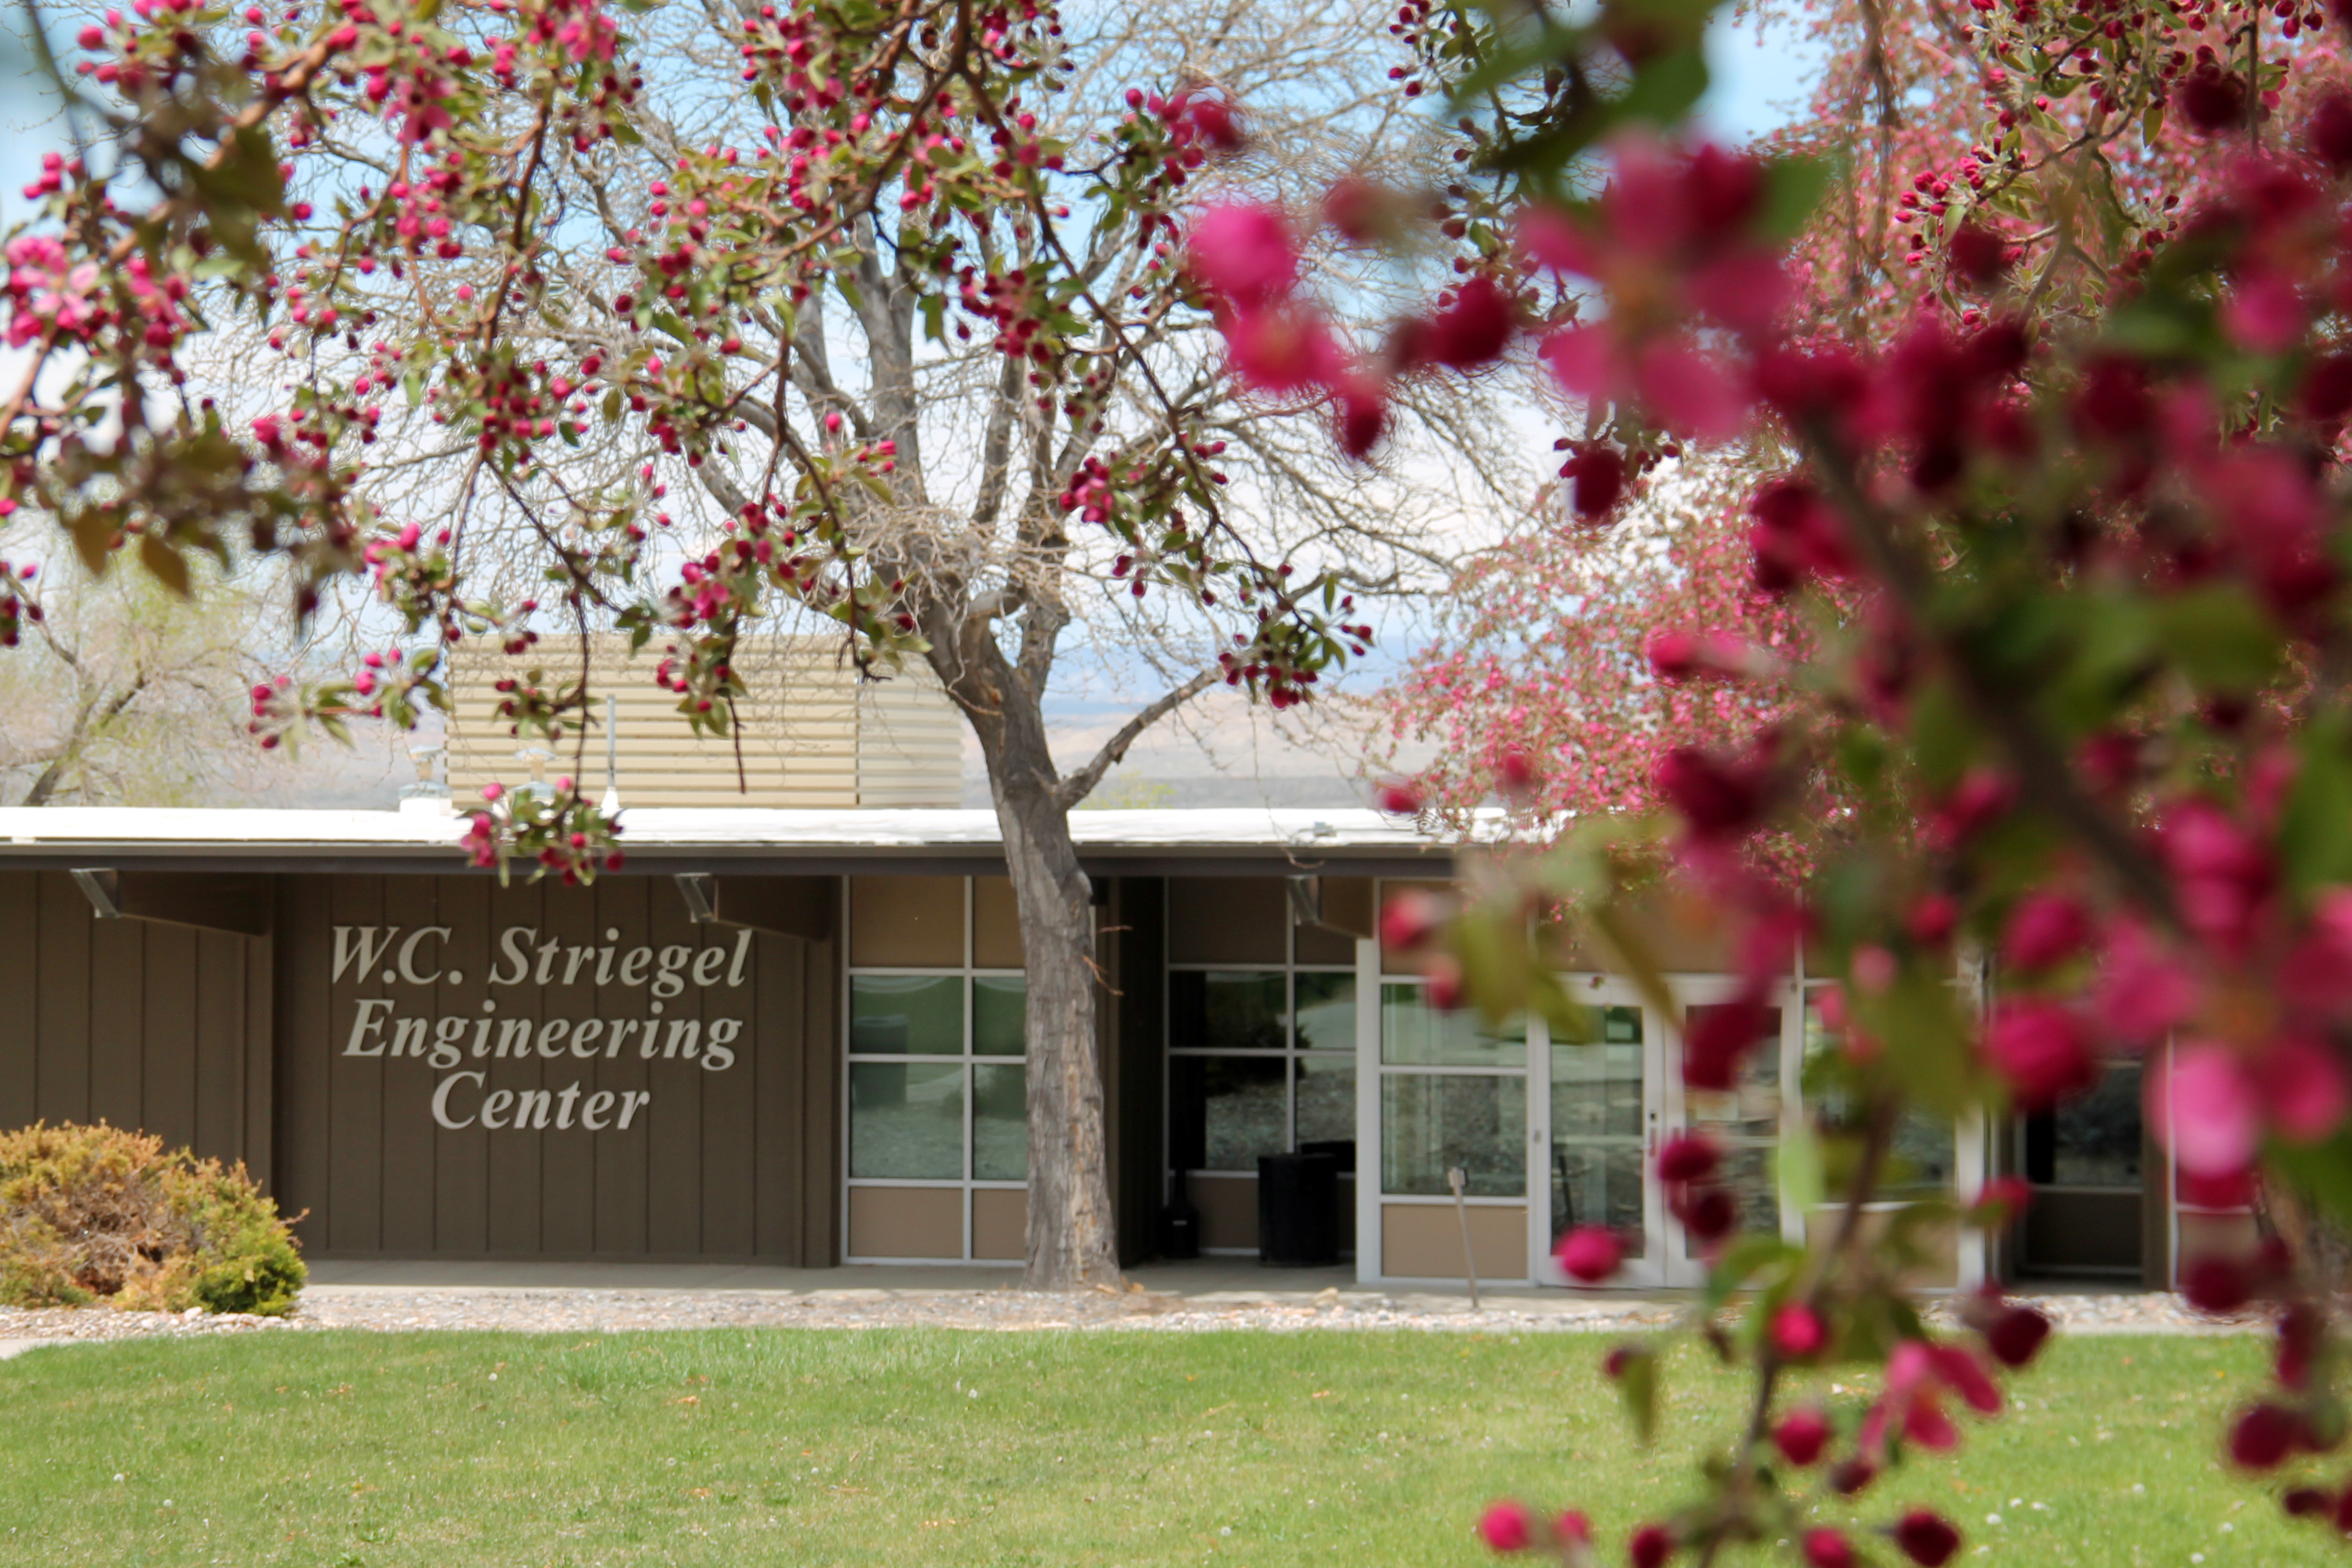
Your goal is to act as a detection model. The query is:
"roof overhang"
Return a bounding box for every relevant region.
[0,806,1472,879]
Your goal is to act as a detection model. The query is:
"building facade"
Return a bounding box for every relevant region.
[0,807,2205,1287]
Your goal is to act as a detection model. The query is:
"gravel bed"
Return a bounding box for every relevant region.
[0,1288,2260,1344]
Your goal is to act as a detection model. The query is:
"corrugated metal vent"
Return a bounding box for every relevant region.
[444,635,960,810]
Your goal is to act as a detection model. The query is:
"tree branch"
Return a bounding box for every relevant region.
[1053,667,1216,811]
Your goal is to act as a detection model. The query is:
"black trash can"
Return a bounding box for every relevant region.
[1257,1152,1340,1266]
[1297,1138,1355,1175]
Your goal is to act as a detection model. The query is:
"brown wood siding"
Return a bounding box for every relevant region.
[0,871,269,1182]
[270,873,837,1263]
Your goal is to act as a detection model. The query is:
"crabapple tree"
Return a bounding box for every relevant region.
[0,0,1501,1289]
[1183,0,2352,1559]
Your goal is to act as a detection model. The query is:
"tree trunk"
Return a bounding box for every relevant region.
[990,756,1121,1291]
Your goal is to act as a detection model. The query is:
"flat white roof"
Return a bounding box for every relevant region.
[0,806,1464,870]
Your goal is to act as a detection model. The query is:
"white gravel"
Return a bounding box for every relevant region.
[0,1287,2259,1345]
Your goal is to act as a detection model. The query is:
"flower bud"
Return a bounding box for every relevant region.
[1554,1225,1622,1284]
[1801,1528,1855,1568]
[1774,1407,1832,1466]
[1475,1501,1532,1552]
[1891,1511,1961,1566]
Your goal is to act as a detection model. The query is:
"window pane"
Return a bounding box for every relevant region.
[973,976,1026,1057]
[1552,1003,1644,1253]
[1294,973,1357,1053]
[849,1062,963,1178]
[1380,1073,1526,1196]
[1295,1056,1355,1148]
[1682,1144,1779,1254]
[850,975,962,1056]
[1381,983,1526,1067]
[1805,991,1951,1199]
[1169,1054,1288,1172]
[972,1063,1027,1180]
[2053,1060,2142,1186]
[1552,1144,1644,1246]
[1555,1005,1644,1139]
[1682,1003,1782,1138]
[1170,971,1288,1051]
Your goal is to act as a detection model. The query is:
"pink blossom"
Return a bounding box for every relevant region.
[2255,1034,2349,1144]
[2001,892,2091,971]
[1982,1001,2097,1111]
[1186,205,1298,308]
[2151,1043,2261,1176]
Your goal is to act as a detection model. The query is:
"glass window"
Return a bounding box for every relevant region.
[1381,983,1527,1067]
[1170,971,1288,1051]
[849,1062,963,1179]
[1682,1003,1782,1137]
[1553,1143,1644,1239]
[1687,1144,1780,1255]
[973,976,1026,1056]
[1295,1056,1355,1148]
[2041,1059,2143,1187]
[1381,1073,1526,1197]
[1294,973,1357,1052]
[1170,1055,1290,1172]
[850,975,962,1055]
[971,1063,1027,1180]
[1552,1003,1645,1253]
[1804,992,1955,1199]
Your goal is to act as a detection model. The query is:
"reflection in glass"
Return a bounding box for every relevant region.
[1169,1054,1288,1171]
[1553,1004,1645,1255]
[1294,973,1357,1053]
[1682,1003,1783,1135]
[1554,1144,1644,1241]
[848,1061,963,1178]
[2047,1059,2143,1186]
[973,975,1027,1056]
[1675,1144,1781,1255]
[1887,1110,1958,1196]
[1381,1073,1526,1196]
[1804,992,1954,1198]
[1295,1056,1355,1147]
[972,1063,1027,1180]
[850,975,962,1055]
[1381,983,1527,1067]
[1170,971,1288,1051]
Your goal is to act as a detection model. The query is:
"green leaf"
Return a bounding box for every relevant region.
[1613,1344,1659,1445]
[2278,716,2352,901]
[1775,1122,1825,1216]
[2155,585,2279,694]
[1754,156,1830,242]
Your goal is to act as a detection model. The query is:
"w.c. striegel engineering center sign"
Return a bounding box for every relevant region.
[332,923,753,1131]
[0,806,2196,1288]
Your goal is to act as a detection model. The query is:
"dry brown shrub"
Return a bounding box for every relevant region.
[0,1121,305,1314]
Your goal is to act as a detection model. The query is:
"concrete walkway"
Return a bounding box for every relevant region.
[301,1257,1635,1315]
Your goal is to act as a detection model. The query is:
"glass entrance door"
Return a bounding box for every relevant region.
[1661,980,1799,1287]
[1535,980,1667,1288]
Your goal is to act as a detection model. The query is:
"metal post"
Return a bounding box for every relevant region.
[1448,1165,1481,1311]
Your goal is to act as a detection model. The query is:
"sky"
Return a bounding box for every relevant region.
[0,7,1827,812]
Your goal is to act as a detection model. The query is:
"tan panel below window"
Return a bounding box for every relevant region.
[1168,878,1287,965]
[2177,1208,2259,1265]
[972,877,1025,969]
[1381,1202,1527,1281]
[850,876,965,968]
[1802,1206,1957,1289]
[848,1185,963,1259]
[971,1188,1027,1260]
[1192,1173,1259,1250]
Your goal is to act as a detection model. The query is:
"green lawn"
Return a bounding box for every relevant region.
[0,1327,2317,1566]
